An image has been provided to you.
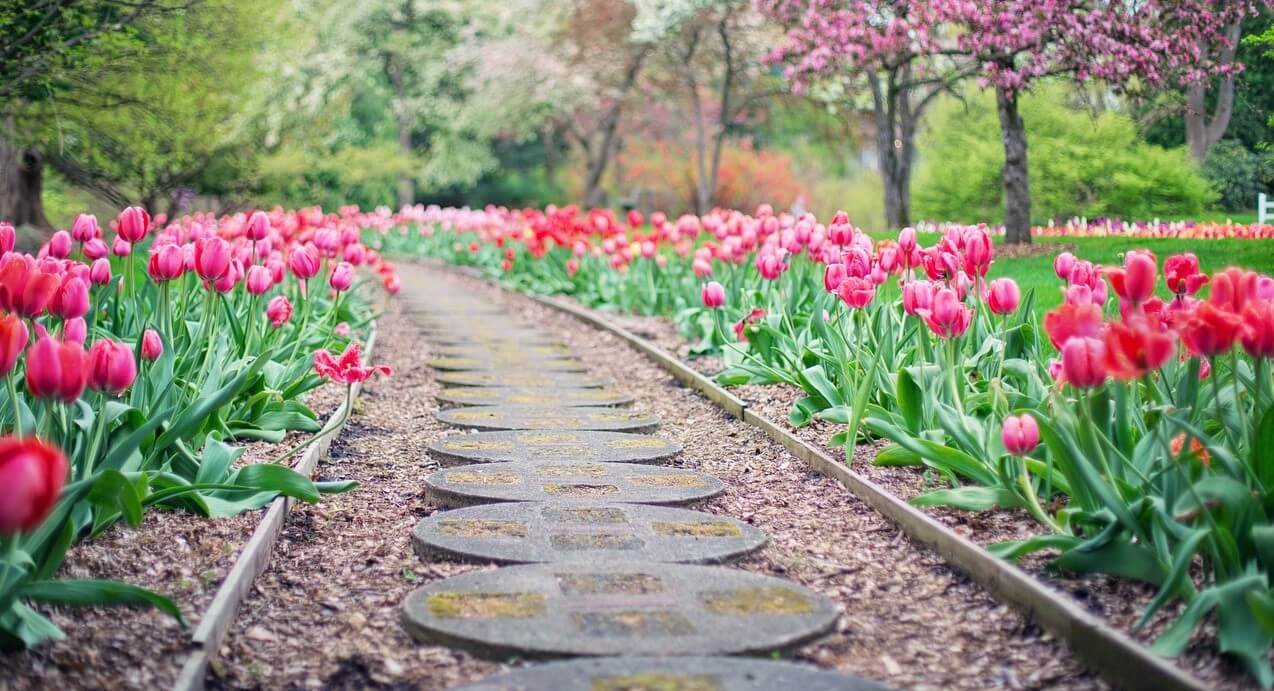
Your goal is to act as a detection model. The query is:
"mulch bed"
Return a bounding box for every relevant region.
[203,266,1105,690]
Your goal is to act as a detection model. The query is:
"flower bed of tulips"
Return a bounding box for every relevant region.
[0,206,395,650]
[373,203,1274,685]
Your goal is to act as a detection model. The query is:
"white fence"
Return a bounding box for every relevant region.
[1261,193,1273,225]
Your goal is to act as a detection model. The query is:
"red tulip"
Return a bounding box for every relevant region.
[0,436,68,535]
[26,335,86,402]
[987,278,1020,315]
[86,340,136,396]
[1001,414,1039,456]
[147,243,185,282]
[919,287,972,339]
[116,206,151,243]
[245,210,271,241]
[1061,337,1107,389]
[1164,253,1207,296]
[312,343,390,384]
[1210,267,1258,313]
[701,281,725,308]
[627,209,644,228]
[0,311,28,376]
[51,276,89,320]
[1105,250,1156,305]
[382,273,400,295]
[141,329,163,361]
[245,265,273,296]
[1103,319,1175,380]
[71,213,98,242]
[266,295,293,328]
[1043,303,1104,350]
[1178,302,1241,357]
[1240,300,1274,359]
[194,236,231,281]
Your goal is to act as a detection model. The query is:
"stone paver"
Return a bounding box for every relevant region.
[436,405,659,433]
[437,386,634,408]
[436,370,606,388]
[400,561,839,658]
[453,657,891,691]
[428,355,588,372]
[428,430,682,465]
[412,501,765,564]
[424,462,724,507]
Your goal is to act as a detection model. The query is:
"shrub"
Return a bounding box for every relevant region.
[1201,140,1273,212]
[914,84,1217,224]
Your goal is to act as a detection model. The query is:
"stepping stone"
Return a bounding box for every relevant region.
[452,657,891,691]
[437,370,606,389]
[413,502,764,565]
[435,344,575,359]
[437,406,659,433]
[428,356,587,372]
[428,431,681,465]
[437,387,634,408]
[400,561,839,658]
[425,462,722,507]
[427,334,569,348]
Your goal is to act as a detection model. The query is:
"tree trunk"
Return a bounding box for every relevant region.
[581,47,651,209]
[996,86,1031,244]
[0,121,50,229]
[1185,19,1241,162]
[868,73,913,230]
[395,117,413,208]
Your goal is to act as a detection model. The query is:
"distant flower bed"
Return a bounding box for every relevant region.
[909,218,1274,239]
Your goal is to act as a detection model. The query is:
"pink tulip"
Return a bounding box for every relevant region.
[141,329,163,361]
[692,258,712,277]
[1053,251,1076,281]
[245,265,273,295]
[51,276,89,320]
[328,261,354,292]
[83,238,108,260]
[343,243,366,266]
[266,295,293,328]
[0,223,14,254]
[116,206,150,243]
[902,280,933,317]
[288,244,321,280]
[112,237,132,257]
[86,340,136,396]
[26,335,86,402]
[987,278,1020,315]
[245,210,271,241]
[334,322,351,338]
[71,214,98,242]
[194,236,231,281]
[1001,414,1040,456]
[919,287,972,339]
[702,281,725,308]
[212,260,242,294]
[0,312,28,376]
[89,258,111,286]
[1061,337,1107,389]
[836,276,875,309]
[824,263,847,292]
[1106,250,1156,305]
[147,243,185,282]
[47,231,72,260]
[898,227,917,255]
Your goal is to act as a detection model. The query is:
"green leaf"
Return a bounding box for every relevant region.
[895,368,923,433]
[1056,538,1166,586]
[911,486,1023,512]
[195,437,243,485]
[155,351,272,451]
[1257,408,1274,489]
[315,480,359,494]
[84,469,143,528]
[17,580,185,627]
[231,463,321,503]
[101,406,173,472]
[874,444,922,467]
[0,601,65,650]
[1137,528,1209,629]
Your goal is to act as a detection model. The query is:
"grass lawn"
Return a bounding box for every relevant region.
[993,236,1274,312]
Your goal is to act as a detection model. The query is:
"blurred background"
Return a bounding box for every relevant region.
[1,0,1271,235]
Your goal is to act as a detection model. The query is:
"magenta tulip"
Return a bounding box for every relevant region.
[141,329,163,361]
[51,276,89,320]
[266,295,293,328]
[47,231,72,259]
[71,214,99,242]
[86,340,136,396]
[245,265,273,296]
[147,243,185,282]
[1002,414,1040,456]
[987,278,1021,315]
[288,244,321,280]
[0,312,28,376]
[701,281,725,308]
[89,258,111,286]
[194,236,232,281]
[328,261,354,292]
[1061,337,1107,389]
[26,335,86,402]
[245,210,271,241]
[116,206,150,243]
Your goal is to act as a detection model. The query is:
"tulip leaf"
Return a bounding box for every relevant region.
[1137,528,1209,629]
[895,368,923,434]
[1055,538,1165,586]
[155,350,272,452]
[101,405,173,472]
[874,444,922,467]
[16,579,185,627]
[911,486,1022,512]
[85,469,143,529]
[195,437,243,485]
[0,601,65,650]
[986,534,1080,561]
[231,463,321,503]
[1257,408,1274,488]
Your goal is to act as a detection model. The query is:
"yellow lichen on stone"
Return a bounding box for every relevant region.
[652,522,741,537]
[700,587,812,615]
[427,592,546,619]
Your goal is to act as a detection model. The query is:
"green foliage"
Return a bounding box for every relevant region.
[914,85,1217,224]
[1201,140,1274,212]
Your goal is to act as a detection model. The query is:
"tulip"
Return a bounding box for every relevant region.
[147,243,185,282]
[382,273,400,295]
[1103,319,1175,380]
[288,244,321,280]
[245,265,273,296]
[245,210,271,241]
[1053,251,1076,281]
[919,288,972,338]
[51,276,89,320]
[1164,253,1207,296]
[329,261,354,292]
[962,227,993,277]
[266,295,293,328]
[986,278,1020,315]
[343,242,366,266]
[83,238,108,260]
[1179,302,1242,357]
[902,280,933,316]
[89,258,112,286]
[71,213,98,242]
[26,335,86,402]
[0,223,14,254]
[212,259,242,293]
[0,436,69,535]
[86,340,136,396]
[627,210,644,228]
[194,236,232,281]
[1061,337,1107,389]
[1001,414,1039,456]
[1043,303,1104,350]
[1105,250,1156,305]
[0,312,28,376]
[64,318,87,345]
[1210,267,1258,313]
[116,206,151,243]
[898,226,917,255]
[702,281,725,308]
[112,237,132,257]
[836,276,875,309]
[333,322,351,338]
[1,260,60,318]
[823,263,847,292]
[47,231,72,259]
[141,329,164,361]
[1240,300,1274,359]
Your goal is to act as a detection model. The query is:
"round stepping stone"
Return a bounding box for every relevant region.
[425,462,724,507]
[428,356,587,372]
[400,561,839,658]
[437,370,605,389]
[453,657,891,691]
[413,502,764,565]
[437,406,659,433]
[428,431,681,465]
[435,344,574,359]
[437,387,633,408]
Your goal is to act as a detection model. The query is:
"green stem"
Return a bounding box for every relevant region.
[6,373,23,437]
[271,384,353,466]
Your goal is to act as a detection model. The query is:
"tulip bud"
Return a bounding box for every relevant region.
[0,223,15,254]
[83,238,109,260]
[245,210,271,241]
[147,243,185,282]
[902,280,933,316]
[47,231,72,259]
[51,276,89,320]
[288,244,321,280]
[1061,337,1107,389]
[701,281,725,308]
[245,264,273,296]
[823,263,847,293]
[987,278,1021,315]
[141,329,163,361]
[86,340,137,396]
[0,312,29,376]
[212,260,242,294]
[26,335,87,402]
[116,206,151,243]
[0,436,69,535]
[266,295,293,328]
[112,237,132,257]
[63,317,87,345]
[194,236,231,281]
[1001,414,1040,456]
[328,261,354,292]
[89,258,112,286]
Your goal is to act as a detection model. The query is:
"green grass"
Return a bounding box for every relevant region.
[994,236,1274,312]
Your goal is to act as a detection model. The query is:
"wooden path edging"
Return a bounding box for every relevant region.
[492,285,1210,691]
[171,324,379,691]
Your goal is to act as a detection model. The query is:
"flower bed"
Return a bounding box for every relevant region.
[375,203,1274,687]
[0,206,393,651]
